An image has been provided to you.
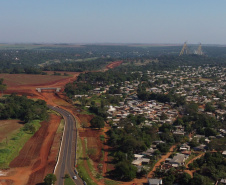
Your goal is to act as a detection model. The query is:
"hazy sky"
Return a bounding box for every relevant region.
[1,0,226,44]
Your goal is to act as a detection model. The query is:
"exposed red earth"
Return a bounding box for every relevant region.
[105,60,123,70]
[0,114,61,185]
[0,60,124,185]
[0,72,79,185]
[184,152,205,177]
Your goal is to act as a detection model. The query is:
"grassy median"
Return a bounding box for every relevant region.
[76,138,98,185]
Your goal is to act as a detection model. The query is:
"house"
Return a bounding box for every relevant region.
[141,148,155,157]
[219,179,226,184]
[179,143,191,151]
[148,178,162,185]
[74,95,88,98]
[141,158,150,165]
[193,144,207,152]
[132,154,150,166]
[169,153,187,167]
[132,159,142,166]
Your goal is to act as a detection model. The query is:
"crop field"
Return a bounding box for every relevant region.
[0,73,68,87]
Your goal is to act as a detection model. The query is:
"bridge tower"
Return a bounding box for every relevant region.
[179,42,189,56]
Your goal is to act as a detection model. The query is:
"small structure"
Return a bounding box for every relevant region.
[74,95,88,98]
[179,143,191,151]
[220,179,226,184]
[148,178,162,185]
[132,154,150,166]
[36,87,61,92]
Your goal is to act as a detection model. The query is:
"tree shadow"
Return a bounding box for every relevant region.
[79,157,88,160]
[18,121,25,125]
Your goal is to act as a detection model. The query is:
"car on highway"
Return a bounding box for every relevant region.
[73,175,77,180]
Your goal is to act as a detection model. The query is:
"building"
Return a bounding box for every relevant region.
[148,178,162,185]
[169,153,187,167]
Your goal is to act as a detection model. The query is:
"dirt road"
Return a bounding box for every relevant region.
[184,152,205,177]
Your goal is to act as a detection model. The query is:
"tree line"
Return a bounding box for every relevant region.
[0,93,48,123]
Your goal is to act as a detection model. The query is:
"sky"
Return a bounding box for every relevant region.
[1,0,226,44]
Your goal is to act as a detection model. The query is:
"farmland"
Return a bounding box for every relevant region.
[0,73,68,87]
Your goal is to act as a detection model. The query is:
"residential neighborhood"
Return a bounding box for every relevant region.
[73,64,226,184]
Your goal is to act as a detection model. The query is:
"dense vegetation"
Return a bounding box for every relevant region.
[43,57,113,72]
[1,45,226,74]
[0,78,7,95]
[107,116,158,180]
[188,153,226,183]
[137,91,186,107]
[0,94,48,123]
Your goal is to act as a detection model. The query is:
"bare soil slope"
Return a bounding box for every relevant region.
[0,120,23,142]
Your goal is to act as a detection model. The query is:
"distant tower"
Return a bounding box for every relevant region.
[195,43,203,55]
[179,42,189,56]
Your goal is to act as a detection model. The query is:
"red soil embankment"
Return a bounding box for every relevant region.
[105,61,123,70]
[0,114,61,185]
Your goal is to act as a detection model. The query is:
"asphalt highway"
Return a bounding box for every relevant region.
[48,105,84,185]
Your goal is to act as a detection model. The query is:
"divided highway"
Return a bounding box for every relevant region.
[48,105,84,185]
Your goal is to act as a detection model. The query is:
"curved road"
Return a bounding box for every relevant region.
[48,106,84,185]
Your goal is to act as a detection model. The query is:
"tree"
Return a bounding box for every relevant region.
[64,174,70,178]
[205,102,215,112]
[189,138,199,148]
[90,116,105,129]
[163,174,175,185]
[114,160,137,181]
[160,112,168,120]
[173,118,184,126]
[184,102,198,117]
[157,143,170,153]
[218,102,225,110]
[178,173,191,185]
[204,127,217,137]
[0,78,7,96]
[44,174,57,185]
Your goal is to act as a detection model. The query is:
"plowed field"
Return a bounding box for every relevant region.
[0,74,68,87]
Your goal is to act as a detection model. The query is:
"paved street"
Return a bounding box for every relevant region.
[49,106,84,185]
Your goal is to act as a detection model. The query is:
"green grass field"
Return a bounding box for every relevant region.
[104,179,120,185]
[76,138,97,185]
[0,120,41,168]
[64,177,76,185]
